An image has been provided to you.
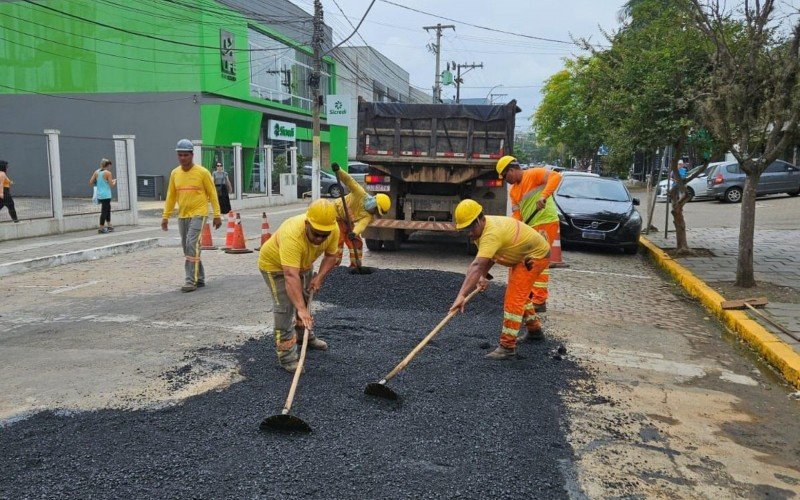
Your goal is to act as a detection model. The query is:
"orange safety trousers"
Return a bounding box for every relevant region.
[500,256,550,349]
[530,220,559,306]
[335,219,364,267]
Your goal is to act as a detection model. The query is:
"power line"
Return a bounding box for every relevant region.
[379,0,578,46]
[324,0,377,54]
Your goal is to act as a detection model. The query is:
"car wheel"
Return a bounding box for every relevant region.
[686,187,695,200]
[328,184,342,199]
[365,239,382,251]
[724,187,743,203]
[622,245,638,255]
[787,188,800,197]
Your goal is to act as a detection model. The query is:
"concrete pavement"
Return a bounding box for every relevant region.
[1,231,798,497]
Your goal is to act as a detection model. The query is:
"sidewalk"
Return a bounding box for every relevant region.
[0,203,307,276]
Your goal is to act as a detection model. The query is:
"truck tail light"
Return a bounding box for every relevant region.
[366,175,390,184]
[476,179,503,187]
[714,173,724,185]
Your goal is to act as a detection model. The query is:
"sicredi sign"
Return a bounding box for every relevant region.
[268,120,296,142]
[325,94,349,126]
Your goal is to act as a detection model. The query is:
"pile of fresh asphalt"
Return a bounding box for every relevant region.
[1,269,584,499]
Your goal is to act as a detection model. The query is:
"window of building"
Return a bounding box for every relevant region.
[248,27,331,111]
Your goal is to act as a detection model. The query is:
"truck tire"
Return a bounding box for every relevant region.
[365,239,383,251]
[383,239,400,251]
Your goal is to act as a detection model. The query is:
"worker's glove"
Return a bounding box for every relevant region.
[348,231,359,241]
[332,163,340,173]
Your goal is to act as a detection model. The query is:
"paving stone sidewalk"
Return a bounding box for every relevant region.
[647,228,800,351]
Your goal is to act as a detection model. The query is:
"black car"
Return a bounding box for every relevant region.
[554,173,642,254]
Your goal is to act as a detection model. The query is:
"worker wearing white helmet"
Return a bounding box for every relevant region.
[330,163,391,270]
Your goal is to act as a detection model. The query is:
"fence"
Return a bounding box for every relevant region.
[0,129,138,240]
[0,131,54,222]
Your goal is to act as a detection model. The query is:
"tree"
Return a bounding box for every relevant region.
[687,0,800,286]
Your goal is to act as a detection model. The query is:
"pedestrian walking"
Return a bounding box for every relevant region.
[0,160,19,222]
[213,161,233,216]
[89,158,116,233]
[449,199,551,360]
[258,199,340,372]
[497,156,562,339]
[330,163,390,268]
[161,139,222,292]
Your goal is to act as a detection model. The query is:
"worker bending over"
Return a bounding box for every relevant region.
[259,199,340,372]
[497,156,562,338]
[330,163,390,269]
[449,199,550,360]
[161,139,221,292]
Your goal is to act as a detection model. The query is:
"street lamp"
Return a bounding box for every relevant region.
[485,84,503,103]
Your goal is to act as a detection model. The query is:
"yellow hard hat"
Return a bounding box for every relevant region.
[306,199,337,232]
[454,199,483,229]
[375,193,391,215]
[496,155,518,178]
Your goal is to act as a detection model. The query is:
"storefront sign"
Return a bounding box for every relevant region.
[325,94,350,126]
[268,119,296,141]
[220,30,236,81]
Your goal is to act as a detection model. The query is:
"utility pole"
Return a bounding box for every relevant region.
[453,61,483,103]
[423,23,454,103]
[489,93,508,104]
[310,0,324,200]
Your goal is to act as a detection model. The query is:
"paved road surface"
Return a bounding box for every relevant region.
[1,233,798,497]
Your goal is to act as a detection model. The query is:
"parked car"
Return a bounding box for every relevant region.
[297,166,345,198]
[554,174,642,254]
[656,163,718,202]
[707,160,800,203]
[347,161,370,187]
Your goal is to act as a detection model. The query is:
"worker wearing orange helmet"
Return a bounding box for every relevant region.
[258,199,340,372]
[330,163,391,270]
[449,199,550,360]
[496,156,562,340]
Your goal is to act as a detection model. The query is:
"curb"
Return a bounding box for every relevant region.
[0,238,163,278]
[639,235,800,389]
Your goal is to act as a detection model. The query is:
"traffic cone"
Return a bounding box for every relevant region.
[221,211,235,250]
[549,225,569,268]
[225,213,254,254]
[200,222,217,250]
[255,212,272,250]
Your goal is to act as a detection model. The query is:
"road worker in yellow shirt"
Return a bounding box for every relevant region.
[259,199,340,372]
[161,139,221,292]
[449,199,550,360]
[330,163,390,270]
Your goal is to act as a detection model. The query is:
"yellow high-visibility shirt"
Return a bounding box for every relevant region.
[474,215,550,267]
[332,169,373,235]
[162,165,221,219]
[259,214,340,272]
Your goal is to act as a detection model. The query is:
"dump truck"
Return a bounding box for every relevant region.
[356,97,520,250]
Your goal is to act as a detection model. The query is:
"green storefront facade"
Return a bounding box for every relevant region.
[0,0,348,194]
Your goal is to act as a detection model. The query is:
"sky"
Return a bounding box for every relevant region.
[296,0,623,130]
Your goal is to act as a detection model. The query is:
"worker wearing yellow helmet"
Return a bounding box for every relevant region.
[330,163,391,271]
[258,199,340,372]
[496,155,562,340]
[449,199,551,360]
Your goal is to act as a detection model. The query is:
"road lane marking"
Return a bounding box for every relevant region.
[48,280,100,295]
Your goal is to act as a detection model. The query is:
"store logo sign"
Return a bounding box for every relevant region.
[325,94,349,126]
[220,30,236,81]
[268,120,296,142]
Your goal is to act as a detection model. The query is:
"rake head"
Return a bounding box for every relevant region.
[259,414,312,433]
[364,382,399,401]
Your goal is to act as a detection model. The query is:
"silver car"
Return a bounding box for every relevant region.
[297,166,345,198]
[707,160,800,202]
[656,163,718,202]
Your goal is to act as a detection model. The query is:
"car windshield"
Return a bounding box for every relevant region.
[558,177,630,202]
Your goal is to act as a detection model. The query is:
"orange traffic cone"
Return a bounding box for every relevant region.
[549,224,569,268]
[225,213,254,254]
[255,212,272,250]
[221,211,235,250]
[200,222,217,250]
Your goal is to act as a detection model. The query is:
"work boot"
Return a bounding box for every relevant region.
[534,302,547,313]
[485,345,516,360]
[280,359,305,374]
[181,283,197,293]
[196,281,205,288]
[297,329,328,350]
[522,327,545,342]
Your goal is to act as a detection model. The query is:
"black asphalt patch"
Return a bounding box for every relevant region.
[1,268,584,499]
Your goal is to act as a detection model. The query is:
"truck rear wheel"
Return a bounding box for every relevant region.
[383,239,400,251]
[365,239,383,251]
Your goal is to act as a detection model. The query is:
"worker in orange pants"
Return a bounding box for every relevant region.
[497,155,562,338]
[449,199,550,360]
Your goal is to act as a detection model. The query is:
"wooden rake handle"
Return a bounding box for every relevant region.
[380,287,482,384]
[282,291,315,414]
[334,169,364,269]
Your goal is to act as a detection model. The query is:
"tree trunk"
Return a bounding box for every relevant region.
[671,196,689,252]
[735,173,759,287]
